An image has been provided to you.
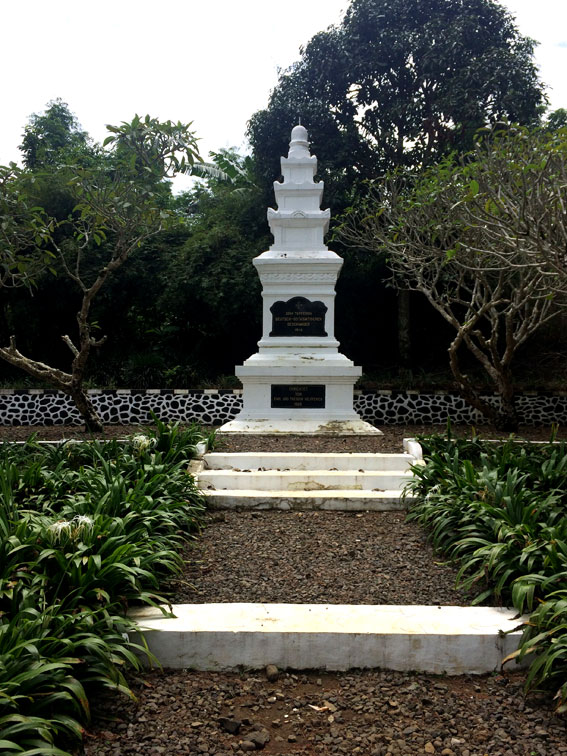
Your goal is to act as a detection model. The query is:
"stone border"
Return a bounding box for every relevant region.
[0,388,565,426]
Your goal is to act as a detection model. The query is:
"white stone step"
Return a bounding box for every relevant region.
[204,452,415,472]
[130,603,525,675]
[203,488,409,510]
[198,451,417,510]
[199,469,413,491]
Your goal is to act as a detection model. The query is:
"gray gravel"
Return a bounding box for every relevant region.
[213,424,566,455]
[171,511,481,606]
[1,422,563,446]
[84,667,567,756]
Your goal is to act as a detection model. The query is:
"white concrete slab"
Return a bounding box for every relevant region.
[129,603,525,675]
[199,469,413,491]
[219,417,381,434]
[202,488,409,510]
[204,452,415,471]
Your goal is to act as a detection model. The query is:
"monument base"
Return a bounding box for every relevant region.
[218,416,381,435]
[219,352,381,435]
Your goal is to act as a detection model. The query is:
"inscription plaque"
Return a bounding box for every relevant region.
[271,384,326,409]
[270,296,327,337]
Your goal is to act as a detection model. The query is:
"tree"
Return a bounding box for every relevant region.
[247,0,546,368]
[20,99,91,170]
[338,126,567,430]
[0,164,55,289]
[161,149,270,379]
[249,0,545,191]
[0,115,201,431]
[544,108,567,131]
[453,126,567,295]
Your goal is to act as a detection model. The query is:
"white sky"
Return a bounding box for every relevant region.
[2,0,566,190]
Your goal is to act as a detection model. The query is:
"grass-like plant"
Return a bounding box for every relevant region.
[0,421,208,754]
[507,588,567,714]
[407,431,567,711]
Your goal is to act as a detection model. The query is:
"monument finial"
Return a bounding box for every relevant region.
[289,123,310,158]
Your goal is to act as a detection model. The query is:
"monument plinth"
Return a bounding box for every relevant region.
[220,125,380,434]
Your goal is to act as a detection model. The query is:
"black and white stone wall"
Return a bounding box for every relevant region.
[0,388,565,426]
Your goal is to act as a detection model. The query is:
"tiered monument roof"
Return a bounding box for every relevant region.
[268,124,330,252]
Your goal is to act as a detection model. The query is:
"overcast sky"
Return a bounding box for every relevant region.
[2,0,566,188]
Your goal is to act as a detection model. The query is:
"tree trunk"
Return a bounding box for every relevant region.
[494,369,519,432]
[69,385,104,433]
[447,338,519,431]
[0,337,106,433]
[397,290,412,368]
[493,402,519,432]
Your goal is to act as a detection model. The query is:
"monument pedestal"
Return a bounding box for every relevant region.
[220,125,380,435]
[224,352,370,435]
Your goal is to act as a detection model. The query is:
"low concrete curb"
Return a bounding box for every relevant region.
[129,603,524,675]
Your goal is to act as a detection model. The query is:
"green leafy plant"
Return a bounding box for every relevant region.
[407,432,567,708]
[0,422,207,753]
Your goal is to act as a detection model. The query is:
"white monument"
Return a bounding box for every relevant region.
[220,125,380,434]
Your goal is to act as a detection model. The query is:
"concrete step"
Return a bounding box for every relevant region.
[204,452,415,472]
[130,603,525,675]
[198,450,418,510]
[199,469,413,491]
[203,488,410,510]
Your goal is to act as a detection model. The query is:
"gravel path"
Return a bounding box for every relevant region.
[171,511,480,606]
[169,423,562,607]
[212,424,565,454]
[0,422,563,445]
[2,423,565,754]
[84,668,566,756]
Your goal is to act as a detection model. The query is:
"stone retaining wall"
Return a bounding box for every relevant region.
[0,388,565,426]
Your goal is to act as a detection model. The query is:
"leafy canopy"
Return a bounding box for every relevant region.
[248,0,546,204]
[20,98,91,170]
[0,111,202,430]
[0,164,55,289]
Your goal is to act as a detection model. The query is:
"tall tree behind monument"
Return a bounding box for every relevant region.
[247,0,546,368]
[249,0,544,193]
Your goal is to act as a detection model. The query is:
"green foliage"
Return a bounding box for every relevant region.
[0,422,207,753]
[103,113,200,180]
[19,99,91,171]
[544,108,567,131]
[408,434,567,709]
[508,589,567,714]
[338,125,567,428]
[0,109,202,429]
[0,165,56,289]
[248,0,545,203]
[159,150,269,376]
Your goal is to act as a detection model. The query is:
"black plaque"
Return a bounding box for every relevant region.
[270,296,327,337]
[271,384,326,409]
